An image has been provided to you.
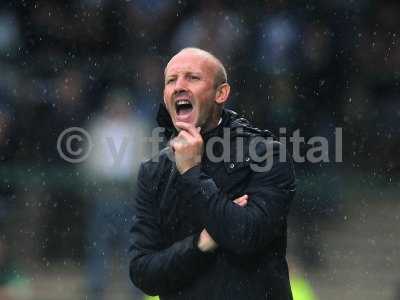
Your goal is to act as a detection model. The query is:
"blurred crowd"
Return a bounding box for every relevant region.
[0,0,399,299]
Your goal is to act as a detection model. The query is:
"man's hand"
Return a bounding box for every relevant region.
[197,195,248,252]
[170,122,203,174]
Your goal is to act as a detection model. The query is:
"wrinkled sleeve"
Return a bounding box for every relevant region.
[129,163,215,296]
[176,141,296,256]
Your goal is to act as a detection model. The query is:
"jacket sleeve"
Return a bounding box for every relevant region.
[176,141,296,256]
[129,162,215,296]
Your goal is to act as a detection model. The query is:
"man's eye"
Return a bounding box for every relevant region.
[189,75,200,80]
[166,78,175,84]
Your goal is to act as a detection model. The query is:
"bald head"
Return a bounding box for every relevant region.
[166,48,227,88]
[163,47,231,131]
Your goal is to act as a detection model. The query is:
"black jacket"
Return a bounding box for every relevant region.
[130,107,296,300]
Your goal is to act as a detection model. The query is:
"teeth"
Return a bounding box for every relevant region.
[176,100,191,106]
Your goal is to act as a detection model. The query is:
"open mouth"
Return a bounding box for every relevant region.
[175,99,193,116]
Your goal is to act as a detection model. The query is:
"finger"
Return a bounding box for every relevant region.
[233,199,247,207]
[233,195,248,203]
[176,130,193,145]
[233,195,248,207]
[169,139,176,151]
[237,199,247,207]
[175,122,201,137]
[233,198,243,204]
[171,133,187,146]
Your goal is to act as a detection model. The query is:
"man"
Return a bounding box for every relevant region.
[129,48,296,300]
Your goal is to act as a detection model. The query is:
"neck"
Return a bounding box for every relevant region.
[201,112,223,136]
[202,116,221,132]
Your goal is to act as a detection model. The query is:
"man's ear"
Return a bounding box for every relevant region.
[162,91,166,104]
[215,83,230,104]
[163,94,169,110]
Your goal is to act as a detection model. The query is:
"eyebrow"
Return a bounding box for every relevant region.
[165,71,202,78]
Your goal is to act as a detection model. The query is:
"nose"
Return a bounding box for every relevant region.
[174,76,188,94]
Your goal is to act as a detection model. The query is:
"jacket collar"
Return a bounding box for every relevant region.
[156,103,175,140]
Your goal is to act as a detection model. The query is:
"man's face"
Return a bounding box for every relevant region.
[163,51,219,130]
